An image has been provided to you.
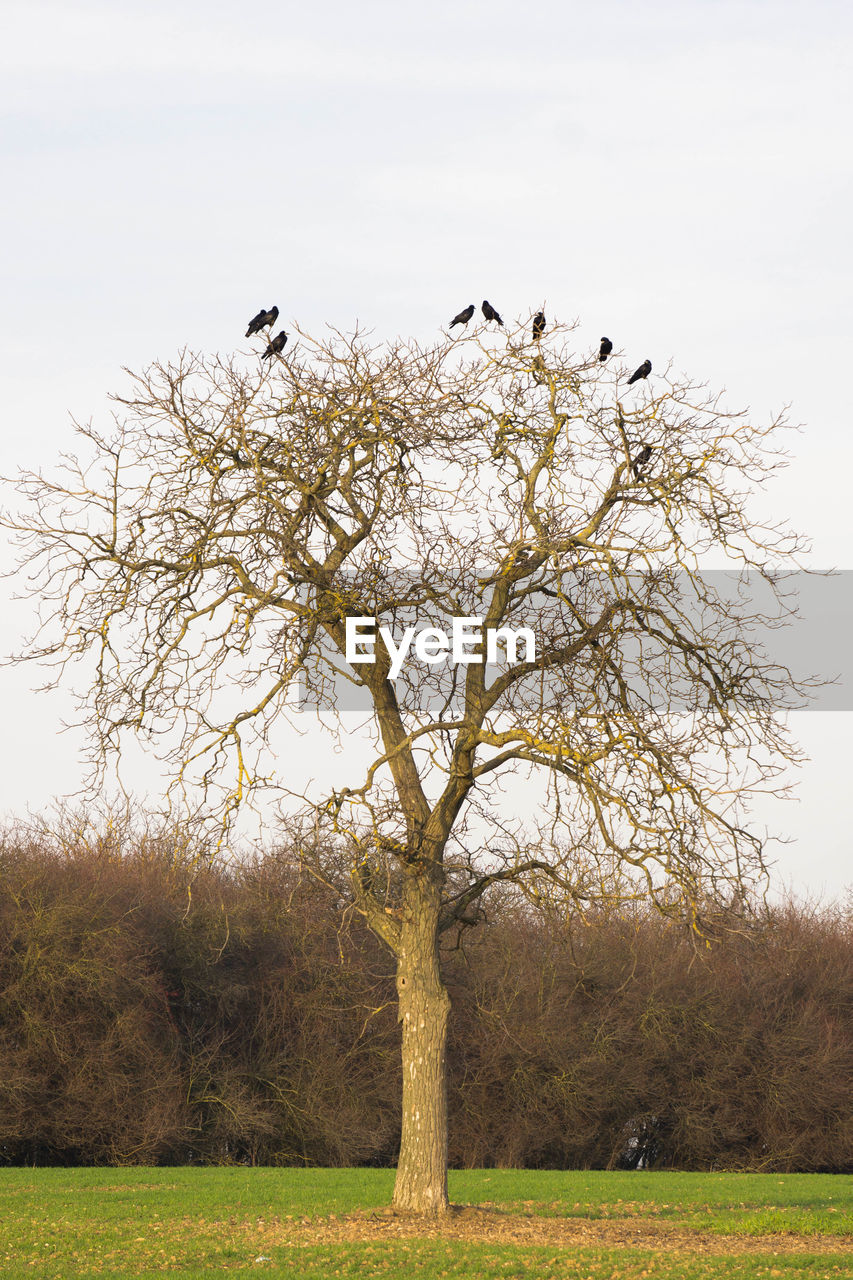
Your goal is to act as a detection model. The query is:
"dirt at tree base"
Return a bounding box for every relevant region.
[276,1205,853,1255]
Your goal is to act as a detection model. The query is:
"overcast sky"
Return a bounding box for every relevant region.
[1,0,851,898]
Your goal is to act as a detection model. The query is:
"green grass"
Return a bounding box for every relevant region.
[274,1245,852,1280]
[453,1169,853,1234]
[0,1167,851,1279]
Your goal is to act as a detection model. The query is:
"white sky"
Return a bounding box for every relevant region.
[1,0,851,898]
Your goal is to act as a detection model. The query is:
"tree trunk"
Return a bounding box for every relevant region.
[392,868,451,1215]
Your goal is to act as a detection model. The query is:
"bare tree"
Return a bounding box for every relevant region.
[2,318,807,1213]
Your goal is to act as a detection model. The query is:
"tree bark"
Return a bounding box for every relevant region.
[391,867,451,1215]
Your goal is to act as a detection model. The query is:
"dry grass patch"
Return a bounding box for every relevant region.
[257,1205,853,1256]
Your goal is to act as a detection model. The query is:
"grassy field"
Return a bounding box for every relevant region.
[1,1167,851,1279]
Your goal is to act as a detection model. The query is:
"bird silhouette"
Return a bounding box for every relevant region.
[599,337,613,362]
[449,304,475,329]
[262,331,288,359]
[482,300,504,326]
[532,311,546,342]
[246,305,279,337]
[627,359,652,385]
[632,443,653,479]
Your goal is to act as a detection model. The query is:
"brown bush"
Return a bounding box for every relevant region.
[0,823,850,1170]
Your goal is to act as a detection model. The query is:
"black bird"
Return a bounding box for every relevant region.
[599,336,613,362]
[482,299,504,326]
[449,303,475,329]
[627,358,652,385]
[262,330,288,359]
[246,305,279,338]
[632,443,653,479]
[532,311,546,342]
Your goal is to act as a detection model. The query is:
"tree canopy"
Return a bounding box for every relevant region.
[3,317,808,1211]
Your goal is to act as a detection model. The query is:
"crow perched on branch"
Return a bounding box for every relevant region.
[482,300,503,326]
[246,305,279,337]
[449,304,475,329]
[599,337,613,362]
[262,331,288,359]
[532,311,546,342]
[627,359,652,385]
[632,443,653,479]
